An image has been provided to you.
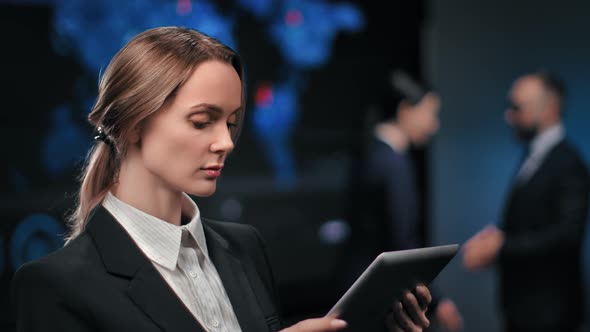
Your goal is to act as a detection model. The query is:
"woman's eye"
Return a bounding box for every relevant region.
[192,122,210,129]
[227,122,238,129]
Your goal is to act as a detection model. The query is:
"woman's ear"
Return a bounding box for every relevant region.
[129,124,141,144]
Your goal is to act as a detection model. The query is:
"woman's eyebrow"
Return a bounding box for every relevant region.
[188,103,241,116]
[188,103,223,115]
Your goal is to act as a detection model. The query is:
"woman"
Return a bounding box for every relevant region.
[12,27,431,332]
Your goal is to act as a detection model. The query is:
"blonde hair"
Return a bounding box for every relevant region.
[66,26,244,241]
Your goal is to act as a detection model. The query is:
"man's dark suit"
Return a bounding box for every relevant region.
[11,206,283,332]
[499,140,589,331]
[352,138,420,258]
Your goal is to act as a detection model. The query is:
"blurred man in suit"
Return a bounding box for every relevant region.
[463,71,590,332]
[348,70,463,332]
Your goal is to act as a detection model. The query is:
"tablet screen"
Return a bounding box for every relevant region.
[327,244,459,331]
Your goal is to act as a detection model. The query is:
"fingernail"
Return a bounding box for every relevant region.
[331,319,348,328]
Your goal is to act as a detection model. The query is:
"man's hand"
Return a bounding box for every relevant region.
[386,285,432,332]
[280,317,348,332]
[435,298,463,332]
[462,225,504,271]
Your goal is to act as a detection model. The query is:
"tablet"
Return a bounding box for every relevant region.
[327,244,459,331]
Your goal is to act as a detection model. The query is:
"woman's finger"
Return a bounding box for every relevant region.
[414,284,432,310]
[392,300,421,332]
[281,317,348,332]
[401,291,429,327]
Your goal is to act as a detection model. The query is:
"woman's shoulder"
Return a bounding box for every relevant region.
[12,232,97,288]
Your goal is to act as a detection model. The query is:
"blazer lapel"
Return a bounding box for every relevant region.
[86,206,206,332]
[203,223,269,332]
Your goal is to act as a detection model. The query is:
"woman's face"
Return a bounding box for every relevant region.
[137,60,242,197]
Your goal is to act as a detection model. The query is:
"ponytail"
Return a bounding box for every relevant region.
[65,141,117,242]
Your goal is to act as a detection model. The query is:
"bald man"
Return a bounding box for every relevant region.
[463,72,589,332]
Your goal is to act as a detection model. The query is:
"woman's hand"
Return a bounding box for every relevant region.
[386,285,432,332]
[280,317,348,332]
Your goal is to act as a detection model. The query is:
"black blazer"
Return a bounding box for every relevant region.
[499,140,589,329]
[11,206,283,332]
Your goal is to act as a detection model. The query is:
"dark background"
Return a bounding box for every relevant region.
[2,1,590,332]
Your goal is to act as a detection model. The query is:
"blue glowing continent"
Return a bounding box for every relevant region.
[270,0,364,69]
[252,81,298,188]
[253,82,298,138]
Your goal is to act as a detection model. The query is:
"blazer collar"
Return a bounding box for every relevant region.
[86,206,207,332]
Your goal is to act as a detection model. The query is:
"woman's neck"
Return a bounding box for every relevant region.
[112,155,183,226]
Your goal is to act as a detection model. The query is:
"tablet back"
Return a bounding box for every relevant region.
[328,244,459,332]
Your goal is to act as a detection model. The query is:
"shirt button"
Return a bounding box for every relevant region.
[212,319,220,327]
[189,271,197,278]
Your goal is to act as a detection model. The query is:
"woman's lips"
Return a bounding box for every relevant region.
[202,165,223,178]
[204,169,221,177]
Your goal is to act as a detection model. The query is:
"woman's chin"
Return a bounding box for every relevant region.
[186,182,217,197]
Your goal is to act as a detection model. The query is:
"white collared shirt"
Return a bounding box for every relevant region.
[516,123,565,183]
[102,192,242,332]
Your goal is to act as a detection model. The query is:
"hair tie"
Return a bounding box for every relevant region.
[93,126,116,152]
